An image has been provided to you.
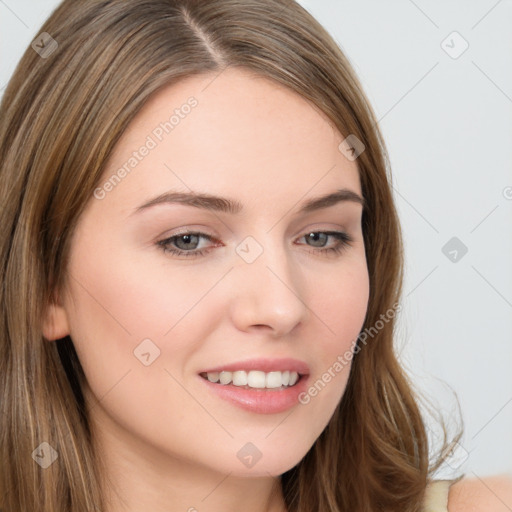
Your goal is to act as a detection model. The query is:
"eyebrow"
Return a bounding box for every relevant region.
[130,187,365,216]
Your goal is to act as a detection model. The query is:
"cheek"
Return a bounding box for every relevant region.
[297,259,369,417]
[61,237,220,401]
[64,232,225,344]
[61,240,223,451]
[315,258,370,355]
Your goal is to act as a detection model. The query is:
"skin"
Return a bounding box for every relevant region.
[42,67,512,511]
[43,67,370,512]
[449,475,512,512]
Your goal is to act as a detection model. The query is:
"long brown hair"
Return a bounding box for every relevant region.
[0,1,459,510]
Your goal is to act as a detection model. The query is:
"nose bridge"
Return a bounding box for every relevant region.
[228,233,309,335]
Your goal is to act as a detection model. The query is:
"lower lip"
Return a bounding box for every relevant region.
[199,374,310,414]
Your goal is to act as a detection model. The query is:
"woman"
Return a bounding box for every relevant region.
[0,1,510,511]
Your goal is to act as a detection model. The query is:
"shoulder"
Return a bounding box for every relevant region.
[448,474,512,512]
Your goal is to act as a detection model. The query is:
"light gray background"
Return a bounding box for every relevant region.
[1,0,511,479]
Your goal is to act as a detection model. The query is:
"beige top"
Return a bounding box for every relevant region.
[422,478,462,512]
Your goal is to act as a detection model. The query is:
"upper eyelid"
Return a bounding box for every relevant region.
[161,219,358,238]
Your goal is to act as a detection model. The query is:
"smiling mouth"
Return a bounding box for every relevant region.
[199,370,302,390]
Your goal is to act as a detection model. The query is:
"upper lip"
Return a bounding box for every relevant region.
[199,358,310,375]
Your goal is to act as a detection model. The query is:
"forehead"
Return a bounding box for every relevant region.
[97,67,362,216]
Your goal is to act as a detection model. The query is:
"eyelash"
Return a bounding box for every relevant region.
[156,230,353,258]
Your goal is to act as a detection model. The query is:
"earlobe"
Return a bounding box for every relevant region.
[42,296,71,341]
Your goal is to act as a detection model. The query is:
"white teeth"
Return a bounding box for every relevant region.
[202,370,301,389]
[247,370,266,388]
[207,371,219,383]
[266,371,283,388]
[232,371,248,386]
[219,371,232,385]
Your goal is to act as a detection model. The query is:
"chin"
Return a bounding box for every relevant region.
[223,440,313,478]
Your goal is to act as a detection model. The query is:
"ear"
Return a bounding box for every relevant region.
[42,290,71,341]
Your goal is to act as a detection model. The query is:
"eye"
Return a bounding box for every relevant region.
[296,231,353,256]
[156,230,353,259]
[157,232,217,258]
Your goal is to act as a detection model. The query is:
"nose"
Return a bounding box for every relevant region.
[227,241,309,337]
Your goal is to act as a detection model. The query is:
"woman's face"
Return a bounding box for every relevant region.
[50,67,369,477]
